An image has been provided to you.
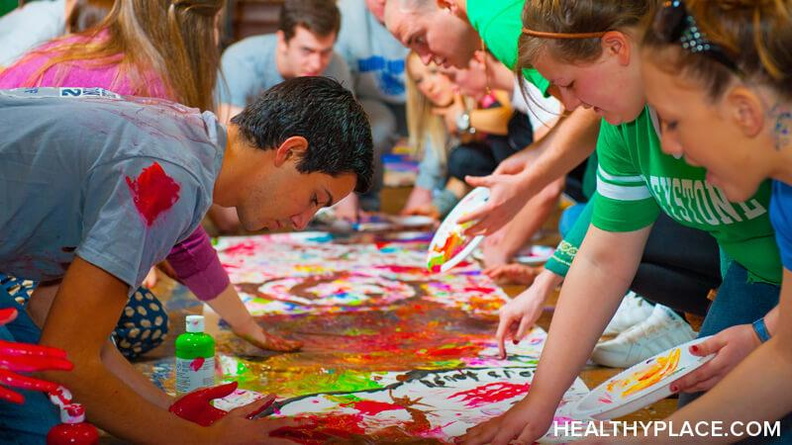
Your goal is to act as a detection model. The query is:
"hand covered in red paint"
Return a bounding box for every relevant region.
[170,381,277,426]
[233,318,303,353]
[671,325,758,394]
[174,382,304,444]
[494,270,562,359]
[457,397,554,445]
[0,308,74,404]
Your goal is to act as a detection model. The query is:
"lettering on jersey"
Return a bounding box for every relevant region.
[58,87,122,98]
[125,162,181,227]
[648,176,766,226]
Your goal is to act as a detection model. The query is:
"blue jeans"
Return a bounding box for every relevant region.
[679,261,790,444]
[0,288,58,445]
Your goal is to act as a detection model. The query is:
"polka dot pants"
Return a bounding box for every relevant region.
[0,273,170,359]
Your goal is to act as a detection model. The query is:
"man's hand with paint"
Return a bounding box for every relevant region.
[232,317,303,353]
[206,284,303,353]
[0,308,74,404]
[170,381,304,444]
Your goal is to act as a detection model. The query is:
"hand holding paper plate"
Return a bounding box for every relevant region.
[427,187,489,272]
[572,336,715,420]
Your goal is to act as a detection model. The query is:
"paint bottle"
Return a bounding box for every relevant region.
[175,315,216,395]
[46,403,99,445]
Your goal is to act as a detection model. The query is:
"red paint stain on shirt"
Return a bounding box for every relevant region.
[449,382,531,408]
[125,162,181,226]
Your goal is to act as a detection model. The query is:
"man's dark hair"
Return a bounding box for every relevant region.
[278,0,341,42]
[231,77,373,193]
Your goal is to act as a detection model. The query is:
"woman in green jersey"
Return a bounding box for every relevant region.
[460,1,783,444]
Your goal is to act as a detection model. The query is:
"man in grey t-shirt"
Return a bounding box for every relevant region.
[0,78,372,444]
[216,0,352,123]
[214,0,355,232]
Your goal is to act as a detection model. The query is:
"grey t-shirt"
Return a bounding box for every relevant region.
[0,87,224,293]
[336,0,408,104]
[217,34,354,108]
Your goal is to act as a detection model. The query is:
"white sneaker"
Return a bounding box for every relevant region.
[592,304,697,368]
[602,291,655,336]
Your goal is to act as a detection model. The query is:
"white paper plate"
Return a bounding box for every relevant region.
[426,187,489,272]
[572,336,715,420]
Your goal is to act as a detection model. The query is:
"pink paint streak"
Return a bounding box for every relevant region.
[125,162,181,226]
[463,286,494,294]
[450,382,531,408]
[190,357,205,372]
[376,265,429,275]
[222,241,259,257]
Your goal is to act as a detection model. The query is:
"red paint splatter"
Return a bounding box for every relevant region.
[416,344,480,359]
[190,357,205,371]
[222,240,259,257]
[345,400,403,416]
[271,413,366,445]
[125,162,181,226]
[449,382,531,408]
[463,286,494,294]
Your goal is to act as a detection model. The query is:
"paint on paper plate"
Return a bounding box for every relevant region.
[602,346,681,402]
[426,187,489,273]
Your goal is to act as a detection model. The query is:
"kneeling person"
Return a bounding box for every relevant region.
[0,77,372,444]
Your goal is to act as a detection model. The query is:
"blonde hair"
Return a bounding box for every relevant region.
[642,0,792,101]
[517,0,656,69]
[22,0,222,111]
[405,51,450,166]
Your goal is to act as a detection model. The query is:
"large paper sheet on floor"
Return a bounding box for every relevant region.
[185,233,587,443]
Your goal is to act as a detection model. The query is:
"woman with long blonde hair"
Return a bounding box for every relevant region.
[1,0,219,110]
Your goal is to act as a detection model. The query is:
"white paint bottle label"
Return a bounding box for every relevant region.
[175,356,215,395]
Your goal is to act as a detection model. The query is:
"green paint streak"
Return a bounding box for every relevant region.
[327,394,363,404]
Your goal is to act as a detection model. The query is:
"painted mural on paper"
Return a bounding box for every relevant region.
[142,232,590,443]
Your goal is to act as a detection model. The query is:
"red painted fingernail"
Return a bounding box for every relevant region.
[691,345,699,353]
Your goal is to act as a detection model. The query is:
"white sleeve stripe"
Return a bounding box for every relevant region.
[597,176,653,201]
[597,165,644,184]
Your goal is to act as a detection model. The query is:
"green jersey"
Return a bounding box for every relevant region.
[548,107,780,284]
[466,0,550,95]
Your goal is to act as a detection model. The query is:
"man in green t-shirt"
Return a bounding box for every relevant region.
[383,0,601,235]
